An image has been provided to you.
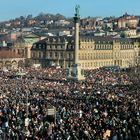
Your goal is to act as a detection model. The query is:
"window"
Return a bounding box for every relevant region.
[18,49,20,54]
[95,45,97,50]
[55,52,58,58]
[85,54,87,59]
[61,45,63,49]
[43,52,46,58]
[50,52,52,58]
[68,62,70,67]
[55,45,57,49]
[33,44,36,48]
[32,52,35,58]
[43,44,46,49]
[68,53,71,59]
[39,52,42,58]
[39,44,42,49]
[88,53,90,59]
[60,52,63,58]
[91,62,93,67]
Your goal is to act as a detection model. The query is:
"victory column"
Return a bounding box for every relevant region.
[67,5,85,81]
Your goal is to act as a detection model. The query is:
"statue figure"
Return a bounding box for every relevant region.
[75,5,80,18]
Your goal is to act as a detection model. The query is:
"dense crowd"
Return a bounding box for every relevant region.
[0,66,140,140]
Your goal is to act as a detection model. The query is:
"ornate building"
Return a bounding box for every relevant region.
[31,36,140,69]
[11,33,42,67]
[12,33,41,59]
[31,36,74,68]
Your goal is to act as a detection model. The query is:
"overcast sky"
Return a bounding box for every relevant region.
[0,0,140,21]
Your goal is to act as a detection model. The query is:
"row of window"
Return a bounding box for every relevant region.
[80,45,113,50]
[79,52,135,60]
[47,45,64,50]
[33,44,137,51]
[32,51,136,61]
[32,52,74,59]
[119,52,134,58]
[81,60,133,68]
[79,53,113,60]
[33,44,65,50]
[120,45,134,50]
[94,45,113,50]
[81,61,114,68]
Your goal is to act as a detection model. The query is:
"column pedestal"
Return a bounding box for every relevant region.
[67,63,85,81]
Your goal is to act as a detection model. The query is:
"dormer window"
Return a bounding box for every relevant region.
[33,44,36,48]
[53,38,55,42]
[39,44,42,49]
[58,38,60,42]
[43,44,45,47]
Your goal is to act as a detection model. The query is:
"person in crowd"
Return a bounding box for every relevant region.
[0,66,139,140]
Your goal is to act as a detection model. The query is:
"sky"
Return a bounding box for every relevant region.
[0,0,140,21]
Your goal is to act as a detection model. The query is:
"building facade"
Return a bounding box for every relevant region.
[31,36,140,69]
[12,33,41,59]
[117,13,138,29]
[31,36,74,68]
[12,33,42,66]
[0,48,25,70]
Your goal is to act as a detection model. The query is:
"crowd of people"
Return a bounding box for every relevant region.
[0,66,140,140]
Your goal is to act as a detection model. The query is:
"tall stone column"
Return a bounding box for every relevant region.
[74,16,80,64]
[67,5,85,81]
